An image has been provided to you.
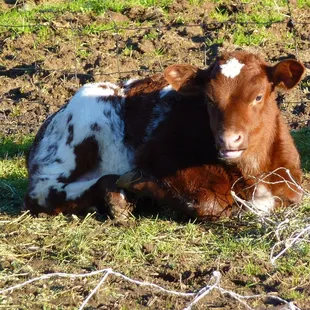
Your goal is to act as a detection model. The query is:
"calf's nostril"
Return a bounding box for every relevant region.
[235,134,242,143]
[219,132,243,148]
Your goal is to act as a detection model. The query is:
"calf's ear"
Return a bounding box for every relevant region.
[164,64,209,95]
[272,59,305,89]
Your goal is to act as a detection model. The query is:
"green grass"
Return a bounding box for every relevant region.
[297,0,310,8]
[0,0,172,34]
[243,261,264,276]
[292,128,310,172]
[0,160,27,215]
[210,0,287,24]
[236,11,285,24]
[0,136,33,159]
[207,0,290,47]
[209,7,230,23]
[81,20,133,35]
[0,194,309,307]
[233,26,274,46]
[0,136,31,214]
[143,29,160,40]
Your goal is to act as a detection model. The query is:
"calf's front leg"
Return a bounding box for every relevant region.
[117,166,243,221]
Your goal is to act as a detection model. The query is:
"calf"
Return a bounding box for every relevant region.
[24,50,305,220]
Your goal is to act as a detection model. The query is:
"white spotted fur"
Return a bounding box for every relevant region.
[65,178,102,200]
[28,81,171,206]
[28,83,133,204]
[220,58,244,79]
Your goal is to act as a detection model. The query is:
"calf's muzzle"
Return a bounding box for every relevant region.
[216,130,247,160]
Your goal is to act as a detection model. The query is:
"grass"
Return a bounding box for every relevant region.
[292,128,310,172]
[143,29,160,40]
[233,26,276,46]
[0,202,309,307]
[297,0,310,8]
[0,131,309,308]
[0,136,32,214]
[0,136,32,159]
[81,21,133,35]
[210,0,288,23]
[205,0,301,49]
[0,0,304,57]
[209,7,230,23]
[0,0,172,34]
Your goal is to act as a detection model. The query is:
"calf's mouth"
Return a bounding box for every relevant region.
[218,149,245,160]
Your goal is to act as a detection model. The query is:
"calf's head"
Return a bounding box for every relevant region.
[164,51,305,163]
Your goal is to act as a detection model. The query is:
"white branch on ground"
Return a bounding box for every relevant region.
[0,268,301,310]
[231,167,310,265]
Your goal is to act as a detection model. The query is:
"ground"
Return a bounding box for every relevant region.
[0,0,310,309]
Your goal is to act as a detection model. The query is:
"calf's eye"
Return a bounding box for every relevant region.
[255,95,263,102]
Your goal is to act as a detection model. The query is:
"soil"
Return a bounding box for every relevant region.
[0,1,309,137]
[0,1,310,309]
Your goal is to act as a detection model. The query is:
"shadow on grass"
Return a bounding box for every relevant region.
[292,127,310,173]
[0,136,33,159]
[0,136,32,215]
[0,176,27,216]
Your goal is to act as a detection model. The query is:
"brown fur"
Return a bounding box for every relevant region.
[123,74,169,149]
[118,51,305,219]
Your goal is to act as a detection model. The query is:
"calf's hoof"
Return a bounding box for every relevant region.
[104,190,134,221]
[23,194,55,216]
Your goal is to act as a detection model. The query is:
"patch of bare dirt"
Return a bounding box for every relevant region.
[1,4,309,136]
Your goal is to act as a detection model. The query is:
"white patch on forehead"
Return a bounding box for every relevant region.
[168,70,179,78]
[220,58,245,79]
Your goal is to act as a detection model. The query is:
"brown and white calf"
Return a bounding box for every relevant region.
[24,50,305,220]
